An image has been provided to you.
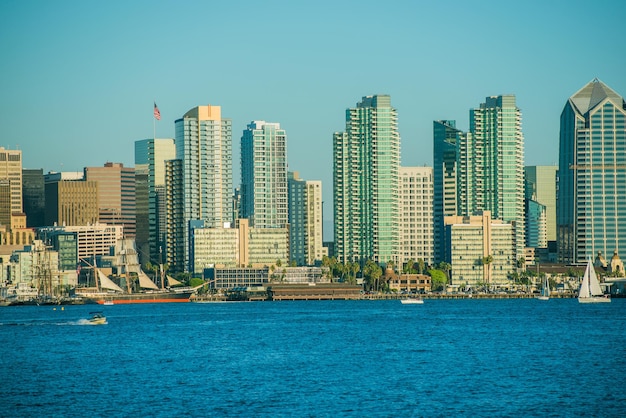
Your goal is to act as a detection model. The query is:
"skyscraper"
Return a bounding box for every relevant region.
[0,147,23,222]
[433,120,466,263]
[240,121,288,229]
[398,166,434,268]
[333,95,400,265]
[557,79,626,264]
[288,172,324,266]
[173,105,233,271]
[22,168,45,227]
[135,138,176,264]
[524,165,557,246]
[464,95,525,259]
[85,162,136,237]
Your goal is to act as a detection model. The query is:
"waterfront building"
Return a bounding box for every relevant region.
[333,94,400,265]
[44,174,99,227]
[557,79,626,264]
[444,211,516,288]
[203,266,326,290]
[173,105,233,271]
[135,138,176,264]
[191,219,288,274]
[398,166,434,268]
[22,169,45,228]
[85,162,136,238]
[241,121,288,228]
[524,166,557,244]
[288,172,325,266]
[462,95,525,260]
[433,120,466,263]
[37,224,123,261]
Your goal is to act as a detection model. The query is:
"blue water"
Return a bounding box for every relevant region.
[1,299,625,417]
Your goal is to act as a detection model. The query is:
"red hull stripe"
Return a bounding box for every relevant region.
[96,299,191,304]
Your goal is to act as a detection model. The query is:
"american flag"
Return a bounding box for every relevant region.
[154,102,161,120]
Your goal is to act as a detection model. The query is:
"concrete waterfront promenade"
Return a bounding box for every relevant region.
[192,287,577,302]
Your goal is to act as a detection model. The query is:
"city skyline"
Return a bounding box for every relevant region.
[2,1,625,224]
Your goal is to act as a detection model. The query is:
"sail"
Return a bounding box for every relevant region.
[166,275,182,286]
[138,270,159,290]
[587,261,603,296]
[579,259,603,298]
[98,270,124,292]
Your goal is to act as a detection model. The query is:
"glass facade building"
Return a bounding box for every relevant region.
[464,95,525,260]
[433,120,464,263]
[240,121,288,229]
[333,95,400,265]
[174,105,233,272]
[557,79,626,264]
[135,138,176,264]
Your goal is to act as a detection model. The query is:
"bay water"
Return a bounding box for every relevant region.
[1,299,625,417]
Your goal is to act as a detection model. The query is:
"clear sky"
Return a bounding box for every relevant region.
[1,0,625,226]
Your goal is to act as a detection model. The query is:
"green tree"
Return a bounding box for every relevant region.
[437,262,451,285]
[403,259,415,274]
[428,269,447,291]
[417,258,425,275]
[363,260,383,291]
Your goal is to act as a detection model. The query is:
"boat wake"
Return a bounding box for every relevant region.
[0,319,107,326]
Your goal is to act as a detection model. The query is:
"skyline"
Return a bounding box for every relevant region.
[2,1,626,220]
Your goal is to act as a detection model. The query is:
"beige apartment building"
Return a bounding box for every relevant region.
[444,211,516,287]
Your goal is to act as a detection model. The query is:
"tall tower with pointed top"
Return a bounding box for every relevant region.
[557,79,626,264]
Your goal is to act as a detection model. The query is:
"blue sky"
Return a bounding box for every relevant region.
[1,0,625,225]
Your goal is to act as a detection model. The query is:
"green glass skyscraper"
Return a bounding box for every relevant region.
[333,95,399,265]
[464,95,525,259]
[557,79,626,264]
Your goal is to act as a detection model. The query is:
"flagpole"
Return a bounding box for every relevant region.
[153,100,156,140]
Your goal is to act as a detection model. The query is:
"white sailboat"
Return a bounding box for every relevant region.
[578,259,611,303]
[537,276,550,301]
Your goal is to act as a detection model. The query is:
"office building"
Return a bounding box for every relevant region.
[241,121,288,228]
[135,138,176,264]
[22,169,45,228]
[333,95,400,265]
[44,174,99,227]
[557,79,626,264]
[433,120,466,263]
[85,162,136,237]
[524,165,557,244]
[0,148,23,226]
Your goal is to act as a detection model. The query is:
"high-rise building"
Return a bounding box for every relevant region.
[462,95,525,260]
[241,121,288,229]
[333,95,400,265]
[44,172,99,227]
[525,199,547,249]
[557,79,626,264]
[288,172,324,266]
[22,169,45,228]
[85,162,136,237]
[165,159,184,273]
[173,105,233,272]
[398,166,434,268]
[433,120,467,263]
[135,138,176,264]
[524,165,557,246]
[0,147,23,223]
